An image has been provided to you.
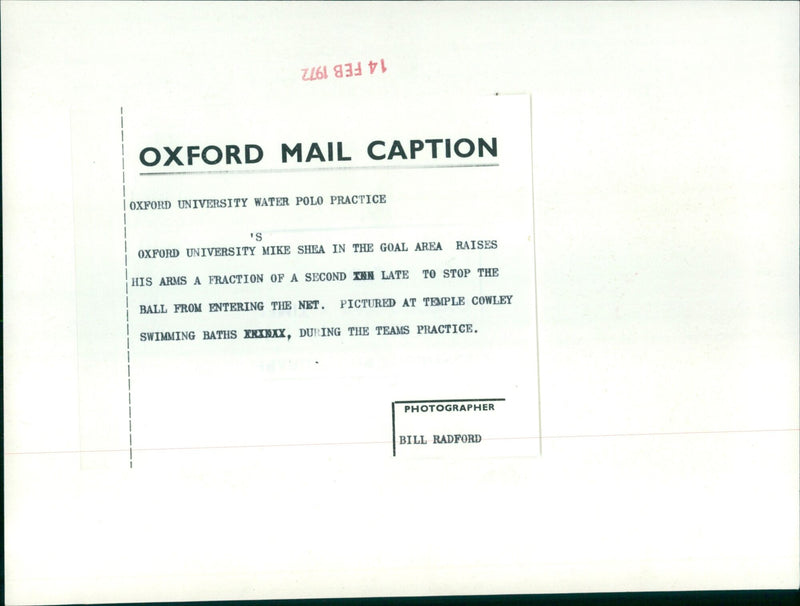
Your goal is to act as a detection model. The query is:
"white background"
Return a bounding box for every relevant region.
[70,95,540,464]
[3,2,798,603]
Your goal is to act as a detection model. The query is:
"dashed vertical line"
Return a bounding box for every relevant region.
[121,107,133,469]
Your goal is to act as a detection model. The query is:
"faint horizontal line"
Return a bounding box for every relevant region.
[5,428,797,457]
[522,427,799,440]
[5,440,392,456]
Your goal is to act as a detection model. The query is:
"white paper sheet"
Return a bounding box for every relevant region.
[3,2,798,603]
[70,96,540,468]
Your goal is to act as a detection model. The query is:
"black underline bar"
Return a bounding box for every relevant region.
[139,162,499,176]
[393,398,506,404]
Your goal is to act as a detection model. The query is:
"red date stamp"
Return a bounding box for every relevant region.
[301,59,387,82]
